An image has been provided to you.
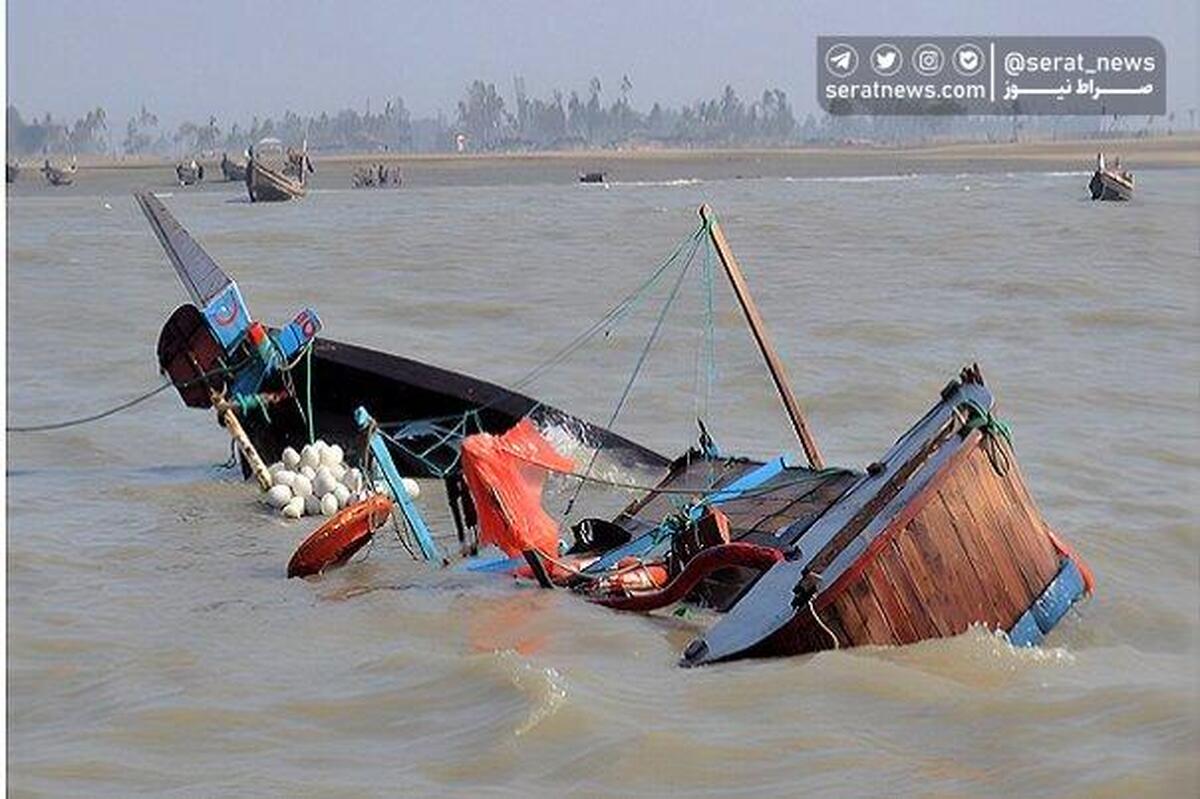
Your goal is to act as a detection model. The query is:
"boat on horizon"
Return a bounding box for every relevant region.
[6,161,19,183]
[220,152,248,182]
[1089,153,1134,201]
[137,193,1092,665]
[175,158,205,186]
[41,157,76,186]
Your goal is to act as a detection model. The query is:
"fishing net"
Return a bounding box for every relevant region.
[461,419,575,556]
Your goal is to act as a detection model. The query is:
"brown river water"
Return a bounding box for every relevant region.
[6,160,1198,797]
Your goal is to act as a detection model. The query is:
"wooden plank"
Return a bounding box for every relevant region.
[700,204,824,469]
[892,528,954,636]
[832,586,870,645]
[906,515,975,634]
[848,568,901,646]
[877,540,939,642]
[961,450,1043,603]
[936,484,1025,626]
[917,490,1003,628]
[863,557,921,644]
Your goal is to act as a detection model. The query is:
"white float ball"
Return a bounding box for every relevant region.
[282,446,301,469]
[300,444,320,469]
[273,470,297,489]
[300,465,316,480]
[342,468,363,493]
[292,475,313,498]
[281,496,305,518]
[319,445,339,468]
[329,463,347,482]
[320,493,339,516]
[401,478,421,499]
[333,483,351,508]
[304,494,322,516]
[265,484,293,508]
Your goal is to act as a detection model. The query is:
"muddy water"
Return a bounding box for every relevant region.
[6,162,1198,797]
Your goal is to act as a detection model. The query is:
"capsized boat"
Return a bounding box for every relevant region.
[1089,153,1134,200]
[137,191,669,481]
[246,138,311,202]
[452,206,1093,665]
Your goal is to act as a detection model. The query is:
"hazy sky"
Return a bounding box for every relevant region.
[6,0,1197,128]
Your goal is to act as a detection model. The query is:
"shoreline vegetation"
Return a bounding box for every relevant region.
[29,134,1200,174]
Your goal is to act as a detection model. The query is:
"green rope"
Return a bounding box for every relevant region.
[959,398,1013,475]
[959,398,1013,446]
[233,392,272,424]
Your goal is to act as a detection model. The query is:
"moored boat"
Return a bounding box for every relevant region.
[246,138,310,201]
[1089,153,1134,200]
[220,152,248,182]
[6,161,18,183]
[41,157,76,186]
[175,159,205,186]
[579,171,606,184]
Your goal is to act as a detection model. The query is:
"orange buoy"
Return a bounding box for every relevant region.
[287,494,394,578]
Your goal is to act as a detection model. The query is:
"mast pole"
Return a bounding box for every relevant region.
[698,204,825,469]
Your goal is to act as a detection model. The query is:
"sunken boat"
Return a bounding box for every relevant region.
[41,158,76,186]
[175,159,205,186]
[246,138,310,202]
[139,192,1091,664]
[1089,153,1134,201]
[220,152,248,182]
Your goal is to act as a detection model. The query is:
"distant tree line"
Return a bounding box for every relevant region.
[6,76,1194,158]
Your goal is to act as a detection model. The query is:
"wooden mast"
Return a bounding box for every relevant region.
[698,204,825,469]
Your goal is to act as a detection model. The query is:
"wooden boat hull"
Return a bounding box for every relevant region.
[1089,170,1133,201]
[679,367,1091,665]
[248,161,305,202]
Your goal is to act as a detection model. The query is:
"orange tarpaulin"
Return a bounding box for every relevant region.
[460,419,575,557]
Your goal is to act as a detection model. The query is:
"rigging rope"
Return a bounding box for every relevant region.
[562,228,705,515]
[6,359,249,433]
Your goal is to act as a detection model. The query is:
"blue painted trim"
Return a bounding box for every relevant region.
[355,407,444,563]
[1007,558,1086,646]
[1007,609,1044,647]
[460,555,526,573]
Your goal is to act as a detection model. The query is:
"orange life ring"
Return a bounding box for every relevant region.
[287,494,394,578]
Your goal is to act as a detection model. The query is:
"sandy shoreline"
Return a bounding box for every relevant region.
[20,134,1198,174]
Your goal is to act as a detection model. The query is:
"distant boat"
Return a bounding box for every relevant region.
[246,138,311,202]
[220,152,248,182]
[41,157,76,186]
[351,163,402,188]
[6,162,18,183]
[175,159,205,186]
[1089,153,1134,201]
[579,171,606,184]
